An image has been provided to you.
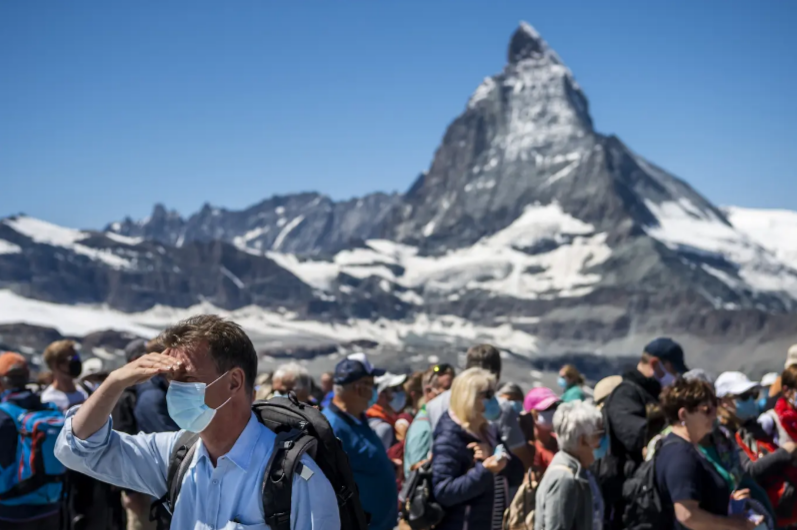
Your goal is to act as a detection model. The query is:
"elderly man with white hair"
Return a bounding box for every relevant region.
[535,401,606,530]
[272,361,312,403]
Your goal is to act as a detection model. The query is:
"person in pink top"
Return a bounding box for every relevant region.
[524,387,561,473]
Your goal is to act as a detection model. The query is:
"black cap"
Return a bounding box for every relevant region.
[333,353,385,386]
[644,337,688,374]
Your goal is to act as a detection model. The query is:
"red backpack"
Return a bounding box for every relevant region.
[735,430,797,527]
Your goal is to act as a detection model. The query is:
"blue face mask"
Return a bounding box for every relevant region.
[166,372,231,433]
[557,376,568,389]
[390,390,407,412]
[368,387,378,408]
[593,433,609,460]
[483,396,501,421]
[735,398,760,421]
[757,397,768,412]
[510,400,524,414]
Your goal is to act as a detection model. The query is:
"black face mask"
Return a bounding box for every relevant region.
[67,358,83,379]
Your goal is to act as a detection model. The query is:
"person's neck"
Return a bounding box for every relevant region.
[200,401,252,467]
[636,361,654,379]
[671,424,701,446]
[569,448,593,469]
[52,373,77,393]
[537,428,557,449]
[333,394,365,418]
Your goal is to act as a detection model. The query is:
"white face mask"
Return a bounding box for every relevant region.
[537,408,556,429]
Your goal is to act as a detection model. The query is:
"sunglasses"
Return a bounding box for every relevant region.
[433,363,453,374]
[695,401,717,415]
[736,391,758,401]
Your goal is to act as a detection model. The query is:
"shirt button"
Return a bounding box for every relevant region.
[212,479,218,485]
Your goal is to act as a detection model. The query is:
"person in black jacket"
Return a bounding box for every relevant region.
[432,368,523,530]
[594,337,688,530]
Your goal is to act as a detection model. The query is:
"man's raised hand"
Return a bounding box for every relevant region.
[108,353,182,388]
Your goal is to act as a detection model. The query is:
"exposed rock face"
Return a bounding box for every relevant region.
[107,192,400,256]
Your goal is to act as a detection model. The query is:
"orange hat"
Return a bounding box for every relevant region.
[0,352,28,377]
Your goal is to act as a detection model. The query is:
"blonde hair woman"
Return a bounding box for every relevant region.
[431,368,522,530]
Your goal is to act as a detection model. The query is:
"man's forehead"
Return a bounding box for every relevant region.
[165,343,211,369]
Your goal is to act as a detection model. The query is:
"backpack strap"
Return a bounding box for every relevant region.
[262,429,318,530]
[78,381,95,397]
[151,431,200,521]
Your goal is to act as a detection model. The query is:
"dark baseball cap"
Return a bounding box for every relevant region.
[333,353,385,385]
[644,337,688,374]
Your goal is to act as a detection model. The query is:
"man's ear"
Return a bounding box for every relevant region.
[230,368,246,394]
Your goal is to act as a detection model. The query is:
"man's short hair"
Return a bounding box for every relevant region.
[465,344,501,376]
[43,340,77,369]
[158,315,257,391]
[146,338,166,354]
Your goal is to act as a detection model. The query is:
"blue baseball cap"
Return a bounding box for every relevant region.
[644,337,688,374]
[333,353,385,385]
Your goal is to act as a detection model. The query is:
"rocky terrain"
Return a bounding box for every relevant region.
[1,23,795,382]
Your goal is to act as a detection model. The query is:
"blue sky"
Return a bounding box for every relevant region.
[1,1,795,229]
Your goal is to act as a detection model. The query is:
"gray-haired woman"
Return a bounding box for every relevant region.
[535,401,607,530]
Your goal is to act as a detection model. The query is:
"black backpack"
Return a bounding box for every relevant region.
[621,438,677,530]
[398,460,445,530]
[155,395,369,530]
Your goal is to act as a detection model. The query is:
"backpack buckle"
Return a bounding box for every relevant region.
[282,440,294,450]
[336,486,353,506]
[266,511,290,527]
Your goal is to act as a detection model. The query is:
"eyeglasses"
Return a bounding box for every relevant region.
[479,389,495,400]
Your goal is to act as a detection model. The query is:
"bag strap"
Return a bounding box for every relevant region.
[152,430,199,520]
[0,474,63,501]
[262,429,318,530]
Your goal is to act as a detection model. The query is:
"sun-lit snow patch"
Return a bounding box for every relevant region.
[272,216,304,250]
[645,200,797,297]
[104,232,143,246]
[0,290,540,357]
[2,216,135,270]
[220,266,245,289]
[232,226,270,249]
[0,240,21,255]
[724,206,797,266]
[265,252,340,291]
[5,217,86,247]
[267,203,609,301]
[468,77,496,109]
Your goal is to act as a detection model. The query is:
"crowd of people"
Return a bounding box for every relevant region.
[1,313,797,530]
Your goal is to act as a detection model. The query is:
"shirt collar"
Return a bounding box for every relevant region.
[196,412,263,471]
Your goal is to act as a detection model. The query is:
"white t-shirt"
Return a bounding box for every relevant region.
[41,384,89,412]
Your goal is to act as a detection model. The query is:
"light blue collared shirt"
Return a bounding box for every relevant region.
[55,409,340,530]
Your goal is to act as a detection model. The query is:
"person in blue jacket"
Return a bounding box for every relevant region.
[322,353,398,530]
[432,367,523,530]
